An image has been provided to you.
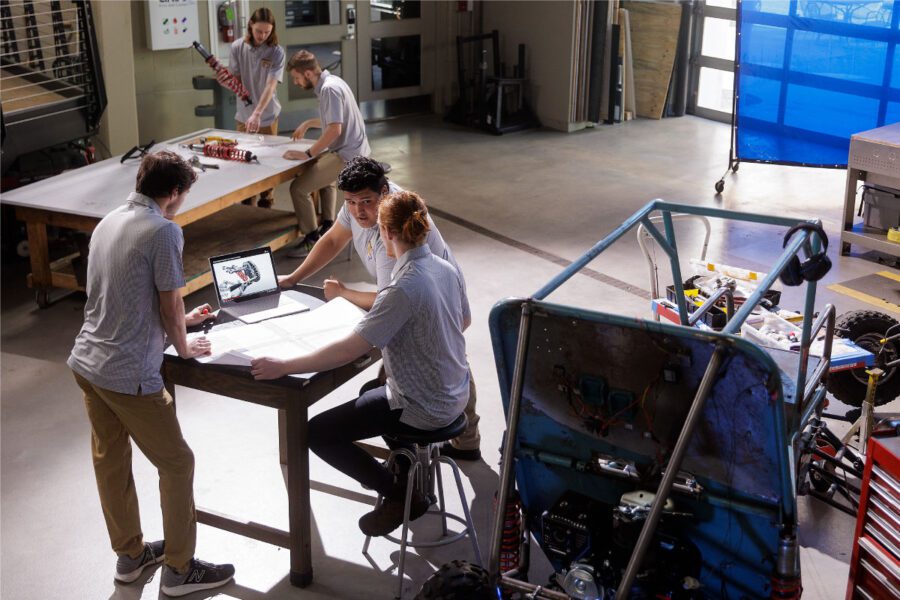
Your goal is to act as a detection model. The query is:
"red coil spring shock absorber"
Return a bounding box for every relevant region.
[496,489,523,574]
[192,41,252,106]
[770,576,802,599]
[202,144,256,163]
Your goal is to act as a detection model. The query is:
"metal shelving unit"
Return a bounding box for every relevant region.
[841,123,900,259]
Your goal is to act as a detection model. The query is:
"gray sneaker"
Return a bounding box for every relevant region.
[115,540,165,583]
[161,558,235,597]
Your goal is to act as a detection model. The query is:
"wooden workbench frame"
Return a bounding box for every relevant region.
[17,167,302,307]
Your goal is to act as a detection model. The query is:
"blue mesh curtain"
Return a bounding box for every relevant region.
[736,0,900,167]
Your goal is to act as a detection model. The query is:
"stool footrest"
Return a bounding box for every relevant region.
[383,510,470,549]
[362,439,481,598]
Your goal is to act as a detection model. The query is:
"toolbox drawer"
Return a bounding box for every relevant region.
[847,438,900,600]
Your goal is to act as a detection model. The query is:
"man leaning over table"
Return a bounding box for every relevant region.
[281,49,371,259]
[67,151,234,597]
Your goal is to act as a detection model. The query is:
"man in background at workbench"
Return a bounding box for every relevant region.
[67,151,235,597]
[221,6,284,208]
[282,49,371,259]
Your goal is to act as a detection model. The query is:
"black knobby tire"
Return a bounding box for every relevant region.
[828,310,900,407]
[415,560,493,600]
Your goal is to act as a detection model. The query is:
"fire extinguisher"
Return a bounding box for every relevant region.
[218,1,235,43]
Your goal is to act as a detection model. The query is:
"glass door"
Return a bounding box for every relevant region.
[690,0,737,122]
[355,1,435,104]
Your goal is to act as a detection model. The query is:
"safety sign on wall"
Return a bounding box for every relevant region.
[146,0,200,50]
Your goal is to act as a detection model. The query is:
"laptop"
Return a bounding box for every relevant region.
[209,246,309,324]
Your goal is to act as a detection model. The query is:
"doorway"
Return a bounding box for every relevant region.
[689,0,737,123]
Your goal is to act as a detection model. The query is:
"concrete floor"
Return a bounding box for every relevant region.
[3,114,899,599]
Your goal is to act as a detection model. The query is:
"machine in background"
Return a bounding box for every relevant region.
[1,0,106,174]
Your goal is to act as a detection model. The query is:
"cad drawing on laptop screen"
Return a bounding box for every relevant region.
[211,250,278,303]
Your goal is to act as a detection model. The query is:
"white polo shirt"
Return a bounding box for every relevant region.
[336,182,466,297]
[315,69,370,161]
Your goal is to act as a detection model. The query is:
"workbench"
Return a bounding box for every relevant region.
[0,128,311,307]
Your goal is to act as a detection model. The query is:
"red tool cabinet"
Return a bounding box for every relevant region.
[846,436,900,599]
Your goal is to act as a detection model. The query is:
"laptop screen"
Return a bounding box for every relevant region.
[209,246,279,305]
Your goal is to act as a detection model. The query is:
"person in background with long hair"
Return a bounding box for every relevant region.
[221,7,284,207]
[251,191,469,537]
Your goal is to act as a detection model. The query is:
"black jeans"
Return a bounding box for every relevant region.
[308,385,431,498]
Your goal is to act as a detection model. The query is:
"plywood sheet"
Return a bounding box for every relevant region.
[622,1,681,119]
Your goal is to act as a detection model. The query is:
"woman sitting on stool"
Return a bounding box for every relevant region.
[250,190,470,536]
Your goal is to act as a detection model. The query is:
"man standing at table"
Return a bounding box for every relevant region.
[67,151,235,597]
[282,49,371,259]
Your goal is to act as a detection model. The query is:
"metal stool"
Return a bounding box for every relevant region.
[362,413,482,598]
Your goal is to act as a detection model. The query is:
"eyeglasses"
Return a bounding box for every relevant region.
[120,140,156,164]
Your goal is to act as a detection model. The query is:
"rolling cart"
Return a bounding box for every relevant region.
[419,200,846,599]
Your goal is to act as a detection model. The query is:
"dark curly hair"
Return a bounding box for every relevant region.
[135,151,197,199]
[337,156,388,195]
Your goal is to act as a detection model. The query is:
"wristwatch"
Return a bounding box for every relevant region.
[305,149,313,159]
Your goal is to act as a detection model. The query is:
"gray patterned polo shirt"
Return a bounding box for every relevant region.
[68,192,185,395]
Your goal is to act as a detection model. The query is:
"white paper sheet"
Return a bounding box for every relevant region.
[166,297,366,371]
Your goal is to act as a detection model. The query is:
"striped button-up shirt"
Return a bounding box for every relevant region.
[355,245,470,430]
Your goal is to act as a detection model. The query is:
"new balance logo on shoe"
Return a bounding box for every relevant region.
[187,569,205,583]
[161,558,235,597]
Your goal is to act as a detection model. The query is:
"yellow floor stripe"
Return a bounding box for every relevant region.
[877,270,900,283]
[828,283,900,314]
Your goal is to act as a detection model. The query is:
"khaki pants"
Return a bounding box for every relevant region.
[449,376,481,451]
[236,119,278,204]
[289,151,345,235]
[73,371,196,572]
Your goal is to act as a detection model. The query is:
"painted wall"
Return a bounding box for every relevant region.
[482,0,577,131]
[93,1,139,156]
[431,1,481,115]
[130,1,217,143]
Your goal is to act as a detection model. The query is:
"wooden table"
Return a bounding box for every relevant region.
[1,128,312,307]
[163,286,380,587]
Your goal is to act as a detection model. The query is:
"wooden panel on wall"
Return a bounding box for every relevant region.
[621,1,681,120]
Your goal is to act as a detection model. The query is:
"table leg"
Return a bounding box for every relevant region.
[278,409,288,465]
[286,394,312,586]
[26,221,51,308]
